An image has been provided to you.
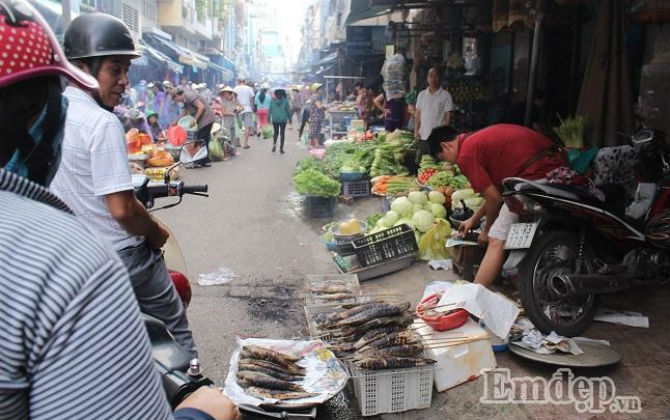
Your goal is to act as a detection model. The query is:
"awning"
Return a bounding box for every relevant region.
[345,0,389,25]
[143,33,205,69]
[312,52,338,67]
[137,41,184,73]
[207,61,234,81]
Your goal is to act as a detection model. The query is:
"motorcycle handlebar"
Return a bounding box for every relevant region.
[182,184,208,194]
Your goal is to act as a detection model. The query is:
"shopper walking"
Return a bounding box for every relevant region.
[218,86,242,148]
[255,83,271,137]
[308,83,326,148]
[269,88,292,153]
[414,67,454,163]
[289,86,304,128]
[233,77,255,148]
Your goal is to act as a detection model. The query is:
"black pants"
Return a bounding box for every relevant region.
[197,122,213,148]
[273,122,286,149]
[298,108,309,137]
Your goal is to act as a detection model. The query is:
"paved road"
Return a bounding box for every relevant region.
[157,127,670,420]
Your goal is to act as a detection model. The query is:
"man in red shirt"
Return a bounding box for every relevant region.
[427,124,566,287]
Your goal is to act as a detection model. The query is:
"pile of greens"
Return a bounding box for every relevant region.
[294,156,325,176]
[321,142,357,178]
[293,169,341,197]
[370,143,410,177]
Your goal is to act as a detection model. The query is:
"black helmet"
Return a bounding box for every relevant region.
[64,13,140,60]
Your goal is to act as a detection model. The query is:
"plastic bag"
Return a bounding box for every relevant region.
[261,125,273,139]
[418,219,452,261]
[198,267,238,286]
[209,139,224,161]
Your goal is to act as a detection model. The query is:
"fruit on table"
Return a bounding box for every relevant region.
[338,218,362,235]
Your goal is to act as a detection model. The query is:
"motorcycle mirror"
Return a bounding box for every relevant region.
[164,162,184,184]
[630,129,654,146]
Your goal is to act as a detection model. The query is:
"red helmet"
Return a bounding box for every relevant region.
[0,0,97,90]
[169,270,192,309]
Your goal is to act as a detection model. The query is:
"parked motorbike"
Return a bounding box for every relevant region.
[134,164,212,407]
[501,129,670,336]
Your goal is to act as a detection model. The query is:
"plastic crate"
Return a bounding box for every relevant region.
[348,358,434,416]
[352,224,418,267]
[303,196,337,218]
[340,172,365,182]
[342,180,371,198]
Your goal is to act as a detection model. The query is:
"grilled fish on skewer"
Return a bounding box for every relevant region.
[244,387,319,401]
[237,371,305,392]
[332,302,411,328]
[354,357,437,370]
[238,362,303,382]
[238,358,305,376]
[356,343,424,358]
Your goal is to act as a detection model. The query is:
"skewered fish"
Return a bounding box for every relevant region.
[336,313,413,338]
[240,345,303,372]
[238,362,303,382]
[359,330,421,351]
[244,387,319,401]
[353,357,437,370]
[353,326,406,350]
[356,343,424,358]
[332,302,411,328]
[238,358,306,377]
[237,371,305,392]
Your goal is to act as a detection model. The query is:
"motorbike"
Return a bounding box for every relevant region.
[500,129,670,337]
[133,164,212,407]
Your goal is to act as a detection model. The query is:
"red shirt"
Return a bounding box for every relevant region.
[456,124,566,193]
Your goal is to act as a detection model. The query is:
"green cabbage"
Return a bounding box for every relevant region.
[390,196,413,216]
[428,191,446,204]
[412,203,424,214]
[411,210,434,233]
[429,203,447,219]
[451,189,476,204]
[408,191,428,205]
[382,210,399,228]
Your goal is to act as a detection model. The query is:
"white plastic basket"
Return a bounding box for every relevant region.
[347,360,434,416]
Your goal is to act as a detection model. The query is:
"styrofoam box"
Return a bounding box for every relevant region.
[347,357,434,416]
[415,318,497,392]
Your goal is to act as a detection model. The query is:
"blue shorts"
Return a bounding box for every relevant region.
[241,112,254,128]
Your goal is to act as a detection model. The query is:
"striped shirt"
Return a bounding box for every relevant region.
[0,170,208,420]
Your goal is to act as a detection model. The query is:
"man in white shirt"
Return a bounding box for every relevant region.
[50,13,197,357]
[233,77,256,149]
[414,67,454,163]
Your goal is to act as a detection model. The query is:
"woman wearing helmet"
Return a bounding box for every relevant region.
[0,2,239,420]
[50,12,199,359]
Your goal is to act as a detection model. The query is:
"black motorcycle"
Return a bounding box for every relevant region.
[501,130,670,336]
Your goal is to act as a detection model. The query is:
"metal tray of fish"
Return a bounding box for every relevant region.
[303,274,361,306]
[303,297,409,344]
[333,253,416,281]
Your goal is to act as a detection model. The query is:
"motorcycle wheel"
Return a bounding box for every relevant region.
[518,230,599,337]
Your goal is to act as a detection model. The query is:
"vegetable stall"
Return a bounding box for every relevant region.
[292,128,485,280]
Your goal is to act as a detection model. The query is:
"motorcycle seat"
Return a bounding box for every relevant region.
[505,177,603,206]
